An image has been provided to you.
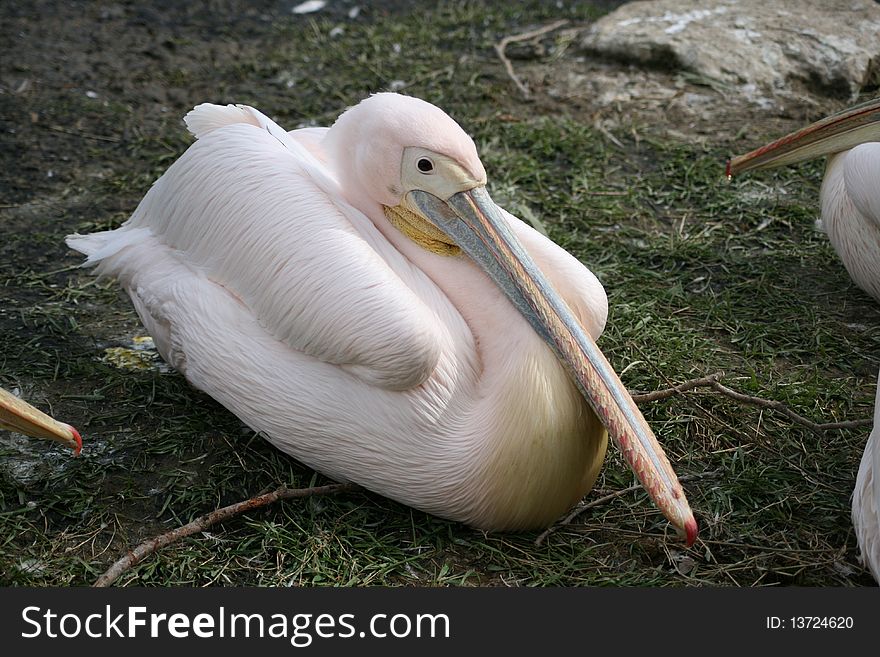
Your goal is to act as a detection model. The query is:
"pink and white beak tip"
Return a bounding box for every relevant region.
[66,424,83,457]
[684,516,698,547]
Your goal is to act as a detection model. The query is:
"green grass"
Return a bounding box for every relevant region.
[1,0,877,587]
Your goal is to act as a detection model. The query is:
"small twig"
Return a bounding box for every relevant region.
[494,19,569,99]
[535,484,641,546]
[594,122,625,149]
[630,371,724,403]
[629,372,872,435]
[385,64,456,94]
[46,124,120,143]
[93,482,359,587]
[709,381,873,435]
[535,471,720,546]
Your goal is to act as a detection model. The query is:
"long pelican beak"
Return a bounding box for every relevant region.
[408,187,698,546]
[0,387,82,456]
[727,97,880,177]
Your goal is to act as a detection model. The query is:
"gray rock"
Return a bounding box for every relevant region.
[580,0,880,103]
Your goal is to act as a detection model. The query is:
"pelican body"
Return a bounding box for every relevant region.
[853,370,880,583]
[67,94,695,541]
[728,97,880,302]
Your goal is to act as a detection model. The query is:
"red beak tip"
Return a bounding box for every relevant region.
[684,517,698,548]
[724,158,732,179]
[67,425,83,457]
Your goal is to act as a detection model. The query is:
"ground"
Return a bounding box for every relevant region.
[1,0,878,586]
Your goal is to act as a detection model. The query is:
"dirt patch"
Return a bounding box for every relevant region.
[501,24,859,151]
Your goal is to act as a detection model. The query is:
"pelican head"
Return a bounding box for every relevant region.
[327,93,698,545]
[0,387,82,456]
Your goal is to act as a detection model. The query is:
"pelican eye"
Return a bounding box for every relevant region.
[417,157,434,173]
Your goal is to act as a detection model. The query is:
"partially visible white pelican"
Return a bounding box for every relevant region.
[853,370,879,583]
[66,93,696,543]
[0,387,82,455]
[727,97,880,302]
[729,98,880,582]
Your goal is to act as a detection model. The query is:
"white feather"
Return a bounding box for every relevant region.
[184,103,263,139]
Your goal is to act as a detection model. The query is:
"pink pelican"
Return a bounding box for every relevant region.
[727,97,880,303]
[0,387,82,455]
[66,93,696,543]
[728,97,880,582]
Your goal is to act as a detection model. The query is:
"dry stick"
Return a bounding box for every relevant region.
[535,470,721,546]
[629,372,872,434]
[46,124,120,143]
[534,484,641,546]
[494,19,569,99]
[93,482,359,587]
[629,371,724,403]
[709,381,873,434]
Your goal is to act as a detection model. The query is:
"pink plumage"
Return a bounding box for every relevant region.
[67,93,695,539]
